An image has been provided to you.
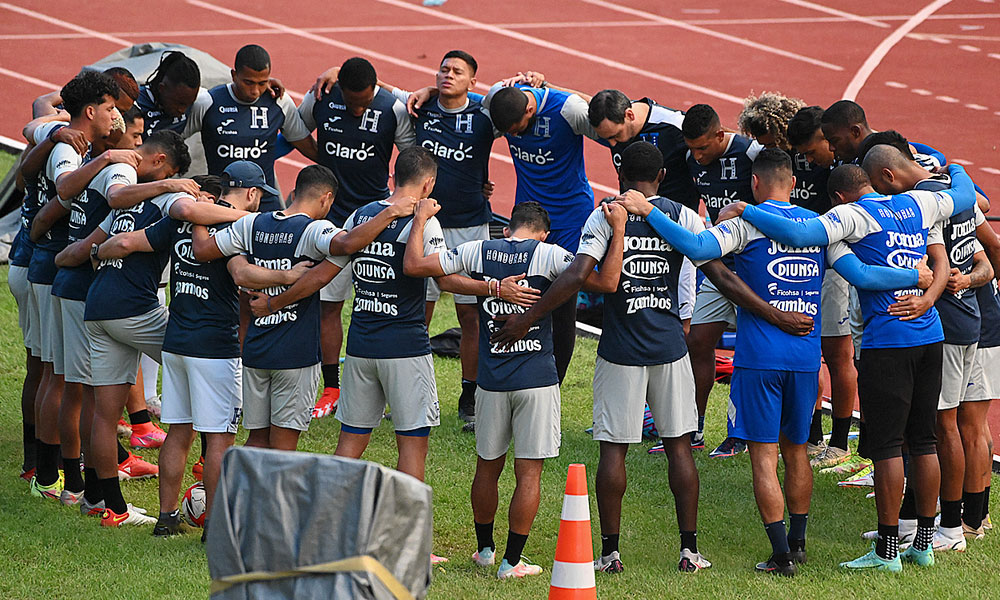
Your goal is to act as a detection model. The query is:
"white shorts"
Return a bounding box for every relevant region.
[161,352,243,433]
[339,354,440,431]
[86,306,168,386]
[592,354,698,443]
[8,265,40,356]
[242,364,320,431]
[939,343,980,410]
[690,276,736,328]
[679,258,695,321]
[32,282,57,364]
[820,269,851,338]
[965,345,999,402]
[426,224,491,305]
[319,261,353,303]
[59,298,92,385]
[475,385,561,460]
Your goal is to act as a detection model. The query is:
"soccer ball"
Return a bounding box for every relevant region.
[181,482,207,527]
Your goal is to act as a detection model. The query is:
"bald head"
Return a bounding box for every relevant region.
[861,144,925,195]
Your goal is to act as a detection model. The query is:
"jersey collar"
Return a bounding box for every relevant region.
[762,199,793,209]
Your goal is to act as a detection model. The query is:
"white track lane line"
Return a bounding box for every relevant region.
[842,0,953,101]
[774,0,890,28]
[0,2,131,47]
[0,66,61,90]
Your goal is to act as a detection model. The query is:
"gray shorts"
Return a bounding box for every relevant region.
[475,385,561,460]
[426,224,490,305]
[32,282,57,364]
[162,352,243,433]
[8,265,40,356]
[679,258,695,321]
[820,270,851,337]
[319,261,353,303]
[59,298,92,385]
[966,346,1000,401]
[939,343,980,410]
[339,354,440,431]
[690,276,736,328]
[242,363,320,432]
[85,305,167,386]
[592,354,698,443]
[849,286,864,359]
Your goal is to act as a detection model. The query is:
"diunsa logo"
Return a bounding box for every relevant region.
[766,256,819,283]
[622,254,669,280]
[886,248,922,269]
[174,239,199,266]
[353,256,395,283]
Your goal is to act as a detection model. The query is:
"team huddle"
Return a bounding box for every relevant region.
[6,41,1000,582]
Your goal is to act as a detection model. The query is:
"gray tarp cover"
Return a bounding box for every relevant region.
[208,446,433,600]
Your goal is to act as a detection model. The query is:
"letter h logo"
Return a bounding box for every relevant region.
[455,113,474,134]
[533,116,551,138]
[720,157,737,180]
[250,106,269,129]
[360,109,382,133]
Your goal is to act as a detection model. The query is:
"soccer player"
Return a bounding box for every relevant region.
[746,100,858,468]
[298,57,416,419]
[820,100,944,168]
[862,148,994,552]
[183,44,315,211]
[492,142,814,574]
[403,200,618,578]
[735,151,978,571]
[629,148,929,575]
[380,50,499,425]
[137,51,202,136]
[681,103,763,456]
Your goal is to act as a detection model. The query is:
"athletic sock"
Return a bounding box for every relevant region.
[680,530,698,553]
[899,486,918,520]
[875,523,899,561]
[984,486,992,521]
[99,477,127,514]
[200,432,208,460]
[117,440,130,464]
[474,521,495,552]
[83,467,102,504]
[697,415,705,435]
[321,363,339,389]
[940,499,963,529]
[459,379,476,413]
[764,520,790,556]
[159,509,180,522]
[963,490,985,529]
[913,516,935,552]
[22,424,36,470]
[128,409,151,426]
[788,513,808,550]
[503,531,529,566]
[35,440,60,486]
[830,416,852,451]
[808,410,824,445]
[62,456,84,493]
[601,533,619,557]
[461,379,476,399]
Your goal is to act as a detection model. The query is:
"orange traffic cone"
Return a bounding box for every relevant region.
[549,463,597,600]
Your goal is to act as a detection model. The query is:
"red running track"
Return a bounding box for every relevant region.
[1,0,999,454]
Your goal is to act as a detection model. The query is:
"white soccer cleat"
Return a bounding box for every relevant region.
[931,526,967,552]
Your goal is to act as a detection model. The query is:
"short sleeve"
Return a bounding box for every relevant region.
[534,242,575,280]
[212,213,257,256]
[439,240,484,276]
[975,205,986,227]
[48,142,83,183]
[144,217,175,252]
[422,217,447,256]
[746,140,764,161]
[927,221,944,246]
[298,92,317,132]
[677,206,707,234]
[97,211,115,234]
[301,219,344,259]
[819,203,875,244]
[33,121,66,145]
[278,95,311,142]
[181,89,213,138]
[341,210,359,234]
[827,240,854,265]
[706,217,755,256]
[390,88,411,105]
[576,208,611,261]
[906,189,956,228]
[393,99,416,149]
[152,192,191,217]
[102,163,137,196]
[560,93,598,140]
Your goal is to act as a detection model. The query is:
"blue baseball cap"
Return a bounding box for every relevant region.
[222,161,279,197]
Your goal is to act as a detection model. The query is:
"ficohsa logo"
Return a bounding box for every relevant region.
[622,254,669,280]
[766,256,819,283]
[353,257,395,283]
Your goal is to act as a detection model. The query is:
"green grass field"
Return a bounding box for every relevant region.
[0,265,997,599]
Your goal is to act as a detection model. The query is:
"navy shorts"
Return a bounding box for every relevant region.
[728,368,819,444]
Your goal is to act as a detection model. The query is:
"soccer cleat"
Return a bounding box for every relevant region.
[430,553,448,565]
[153,510,185,537]
[192,456,204,482]
[806,440,827,458]
[20,467,35,482]
[130,423,167,449]
[690,431,705,450]
[472,547,496,567]
[117,419,132,438]
[984,514,993,531]
[709,437,747,458]
[839,544,902,573]
[60,488,84,506]
[900,545,935,567]
[312,387,340,419]
[594,551,624,573]
[811,445,852,469]
[647,442,664,454]
[787,549,807,564]
[458,407,475,424]
[145,394,162,418]
[497,558,542,579]
[755,554,797,576]
[931,526,967,552]
[821,458,871,476]
[29,474,63,500]
[678,548,712,572]
[80,497,105,517]
[838,464,874,487]
[964,522,985,541]
[100,504,157,527]
[118,453,158,480]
